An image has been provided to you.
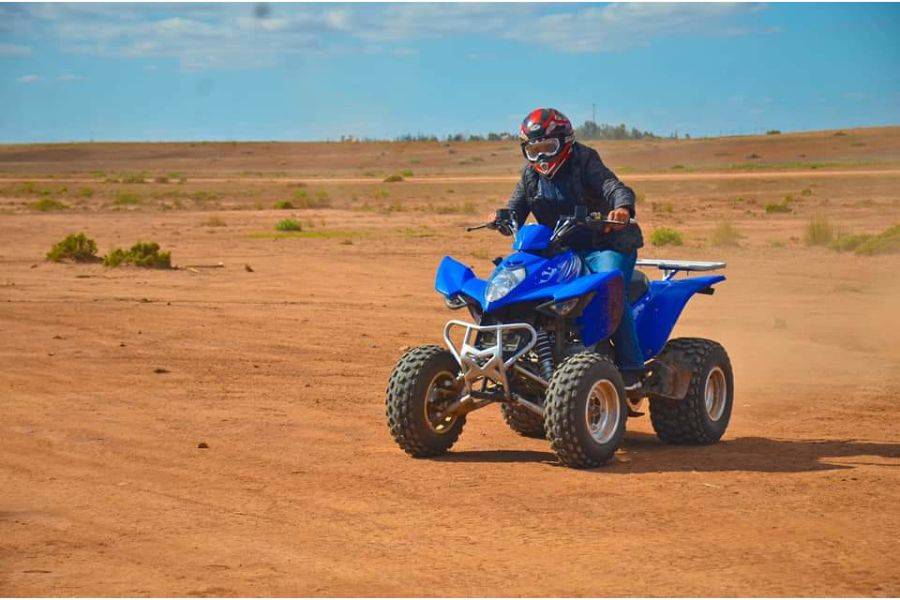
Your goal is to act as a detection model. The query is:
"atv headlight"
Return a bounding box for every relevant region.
[485,266,526,303]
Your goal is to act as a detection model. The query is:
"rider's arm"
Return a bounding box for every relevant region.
[583,149,636,218]
[507,169,530,229]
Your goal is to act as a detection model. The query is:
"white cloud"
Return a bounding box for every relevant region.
[8,3,767,70]
[0,42,31,57]
[17,74,41,83]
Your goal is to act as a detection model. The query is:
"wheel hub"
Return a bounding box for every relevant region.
[425,371,461,433]
[584,379,620,444]
[704,366,727,421]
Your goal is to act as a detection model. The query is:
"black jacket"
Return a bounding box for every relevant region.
[507,141,643,253]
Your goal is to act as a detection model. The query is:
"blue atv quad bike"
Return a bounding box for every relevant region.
[386,207,733,468]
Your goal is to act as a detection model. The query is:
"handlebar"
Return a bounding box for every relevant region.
[466,212,637,234]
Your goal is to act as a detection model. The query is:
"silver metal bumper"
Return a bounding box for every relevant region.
[442,319,548,410]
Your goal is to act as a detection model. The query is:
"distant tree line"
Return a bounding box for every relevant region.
[339,121,663,143]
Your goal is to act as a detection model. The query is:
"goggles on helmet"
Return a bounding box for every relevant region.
[523,137,561,162]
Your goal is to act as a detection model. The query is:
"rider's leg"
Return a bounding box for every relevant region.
[580,249,646,387]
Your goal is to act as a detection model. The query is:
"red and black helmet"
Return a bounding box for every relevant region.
[518,107,575,177]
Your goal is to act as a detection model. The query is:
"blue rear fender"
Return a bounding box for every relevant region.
[633,275,725,359]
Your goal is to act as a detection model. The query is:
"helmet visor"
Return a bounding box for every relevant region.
[523,137,561,161]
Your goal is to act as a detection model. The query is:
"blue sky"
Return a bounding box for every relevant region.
[1,2,899,142]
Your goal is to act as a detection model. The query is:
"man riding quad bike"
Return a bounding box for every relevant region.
[386,108,734,468]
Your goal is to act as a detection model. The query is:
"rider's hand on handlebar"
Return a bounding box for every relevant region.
[604,208,631,234]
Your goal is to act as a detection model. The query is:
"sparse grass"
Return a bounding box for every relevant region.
[400,227,435,238]
[400,169,414,177]
[275,218,302,232]
[120,173,147,184]
[384,174,404,183]
[46,232,99,262]
[651,201,674,214]
[650,227,684,247]
[710,221,743,247]
[801,187,813,197]
[833,224,900,256]
[432,201,477,215]
[290,189,332,208]
[114,191,142,206]
[804,215,834,246]
[768,239,786,248]
[249,229,361,240]
[764,197,792,214]
[670,164,686,170]
[154,175,170,184]
[201,216,227,227]
[274,200,295,209]
[77,187,94,198]
[730,161,837,171]
[30,198,68,211]
[103,241,172,268]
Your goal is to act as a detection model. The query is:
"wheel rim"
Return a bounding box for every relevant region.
[584,379,621,444]
[424,371,460,434]
[704,366,727,421]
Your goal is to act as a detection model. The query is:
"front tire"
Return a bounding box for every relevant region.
[544,353,628,468]
[500,403,546,439]
[649,338,733,444]
[386,345,465,457]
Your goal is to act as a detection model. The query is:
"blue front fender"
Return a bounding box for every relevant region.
[435,256,486,309]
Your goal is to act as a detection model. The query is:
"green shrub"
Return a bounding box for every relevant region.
[670,164,685,170]
[77,187,95,198]
[650,227,684,247]
[400,169,414,177]
[275,218,302,232]
[31,198,68,211]
[800,187,813,197]
[710,222,743,247]
[46,232,99,262]
[274,200,295,209]
[804,215,833,246]
[766,129,781,135]
[383,174,404,183]
[765,197,792,214]
[114,191,141,206]
[103,241,172,268]
[854,224,900,256]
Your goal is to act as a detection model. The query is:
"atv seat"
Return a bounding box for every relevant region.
[629,269,650,304]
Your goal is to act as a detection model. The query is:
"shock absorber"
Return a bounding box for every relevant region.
[534,330,555,381]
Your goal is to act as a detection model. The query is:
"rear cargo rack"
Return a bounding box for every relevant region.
[636,259,726,280]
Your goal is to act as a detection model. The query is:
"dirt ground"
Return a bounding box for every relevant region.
[1,128,899,596]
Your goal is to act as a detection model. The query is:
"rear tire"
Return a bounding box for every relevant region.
[544,353,628,468]
[500,403,546,439]
[386,345,465,457]
[649,338,733,444]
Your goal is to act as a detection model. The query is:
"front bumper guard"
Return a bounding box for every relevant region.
[442,320,548,416]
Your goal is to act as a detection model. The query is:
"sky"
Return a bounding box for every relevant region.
[1,2,899,142]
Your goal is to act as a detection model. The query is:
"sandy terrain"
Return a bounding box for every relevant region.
[1,128,899,596]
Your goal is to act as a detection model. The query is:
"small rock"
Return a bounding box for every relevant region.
[141,298,151,303]
[52,335,63,340]
[30,264,37,269]
[244,264,254,272]
[119,342,126,347]
[197,442,209,449]
[154,367,169,374]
